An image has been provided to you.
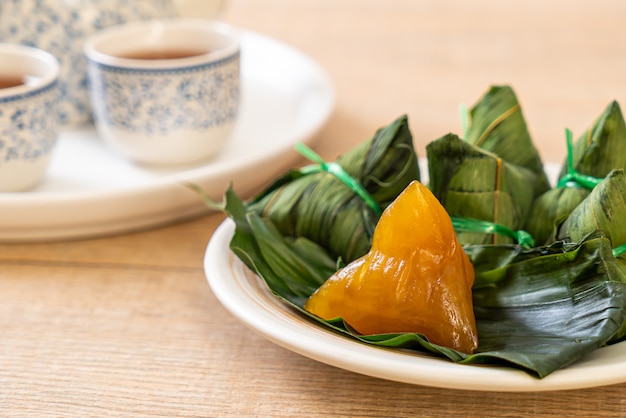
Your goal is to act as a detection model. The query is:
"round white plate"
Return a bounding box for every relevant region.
[0,30,334,241]
[205,219,626,392]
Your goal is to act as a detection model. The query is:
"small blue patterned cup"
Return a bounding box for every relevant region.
[0,0,179,126]
[0,44,60,192]
[84,18,240,166]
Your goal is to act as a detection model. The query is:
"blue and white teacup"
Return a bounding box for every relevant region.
[0,44,60,192]
[84,18,240,166]
[0,0,177,125]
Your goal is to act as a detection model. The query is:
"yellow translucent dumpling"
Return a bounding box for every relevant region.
[304,180,478,354]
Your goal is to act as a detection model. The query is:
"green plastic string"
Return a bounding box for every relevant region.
[556,128,603,190]
[295,143,383,216]
[614,243,626,258]
[451,217,535,248]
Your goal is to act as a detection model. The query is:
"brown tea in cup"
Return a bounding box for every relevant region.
[0,74,42,89]
[118,48,209,60]
[0,75,25,89]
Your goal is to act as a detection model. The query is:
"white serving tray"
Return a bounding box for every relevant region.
[0,30,334,241]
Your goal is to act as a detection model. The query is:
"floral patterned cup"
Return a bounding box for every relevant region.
[0,44,60,192]
[84,18,240,165]
[0,0,177,125]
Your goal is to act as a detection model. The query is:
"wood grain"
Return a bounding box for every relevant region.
[2,1,626,416]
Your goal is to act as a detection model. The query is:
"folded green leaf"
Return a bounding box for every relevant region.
[556,169,626,248]
[427,133,536,244]
[524,186,591,245]
[225,187,335,306]
[246,115,420,263]
[467,234,626,372]
[465,85,550,196]
[559,101,626,179]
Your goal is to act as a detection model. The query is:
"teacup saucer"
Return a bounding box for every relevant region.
[0,30,334,241]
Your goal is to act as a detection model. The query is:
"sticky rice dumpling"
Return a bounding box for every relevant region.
[555,169,626,248]
[426,133,536,245]
[558,101,626,179]
[525,101,626,244]
[304,180,478,354]
[246,115,420,263]
[523,186,591,245]
[464,85,550,197]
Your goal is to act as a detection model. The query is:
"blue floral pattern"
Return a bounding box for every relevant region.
[0,0,175,124]
[0,82,59,165]
[87,53,240,135]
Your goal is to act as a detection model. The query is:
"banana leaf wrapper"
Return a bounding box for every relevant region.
[524,102,626,245]
[222,185,626,378]
[558,101,626,179]
[245,115,420,263]
[524,187,591,246]
[555,169,626,248]
[465,85,550,196]
[467,233,626,364]
[426,133,536,245]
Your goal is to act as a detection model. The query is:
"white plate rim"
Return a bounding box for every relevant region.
[204,219,626,392]
[0,30,335,241]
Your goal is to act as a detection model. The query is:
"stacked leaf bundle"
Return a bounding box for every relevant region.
[427,86,549,245]
[527,101,626,245]
[218,115,420,306]
[205,86,626,378]
[244,115,420,264]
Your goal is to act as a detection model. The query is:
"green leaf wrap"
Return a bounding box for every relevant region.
[426,133,536,245]
[465,85,550,196]
[246,115,420,263]
[556,169,626,248]
[558,101,626,179]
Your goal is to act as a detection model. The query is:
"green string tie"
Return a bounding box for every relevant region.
[614,243,626,258]
[451,217,535,248]
[295,143,383,216]
[556,128,603,190]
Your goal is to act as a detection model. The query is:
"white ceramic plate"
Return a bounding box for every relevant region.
[0,30,334,241]
[205,219,626,392]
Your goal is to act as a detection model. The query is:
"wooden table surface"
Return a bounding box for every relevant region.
[3,1,626,416]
